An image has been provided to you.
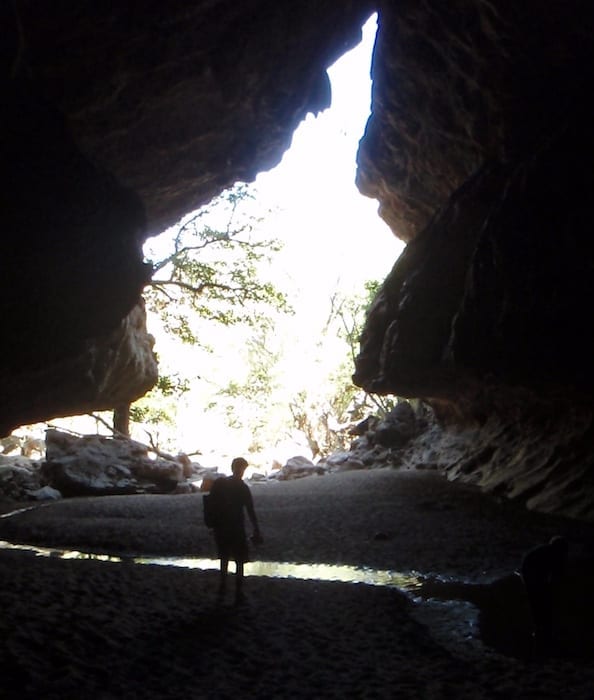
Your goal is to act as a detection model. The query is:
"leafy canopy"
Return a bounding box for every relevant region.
[143,184,291,345]
[130,184,292,450]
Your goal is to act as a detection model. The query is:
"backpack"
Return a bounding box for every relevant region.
[202,477,225,528]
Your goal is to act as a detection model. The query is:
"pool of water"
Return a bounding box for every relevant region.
[0,536,426,591]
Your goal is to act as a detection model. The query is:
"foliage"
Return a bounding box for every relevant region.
[143,184,291,345]
[126,184,292,442]
[328,279,395,416]
[286,279,396,457]
[122,184,394,460]
[215,322,282,453]
[129,374,190,426]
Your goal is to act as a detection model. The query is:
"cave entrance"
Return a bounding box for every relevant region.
[138,13,403,474]
[5,15,404,480]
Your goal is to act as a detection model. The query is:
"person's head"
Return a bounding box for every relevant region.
[231,457,248,478]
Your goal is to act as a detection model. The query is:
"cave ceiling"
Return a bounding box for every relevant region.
[2,0,594,444]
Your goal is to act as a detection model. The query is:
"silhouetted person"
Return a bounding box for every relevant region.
[520,535,568,650]
[210,457,262,604]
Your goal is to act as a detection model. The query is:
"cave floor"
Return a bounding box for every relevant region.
[1,469,593,699]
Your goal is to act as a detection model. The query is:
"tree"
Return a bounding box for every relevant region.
[215,321,282,453]
[285,280,396,457]
[121,184,291,444]
[126,374,191,452]
[328,279,395,417]
[143,184,290,344]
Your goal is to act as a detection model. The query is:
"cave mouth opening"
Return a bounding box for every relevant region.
[133,12,402,470]
[3,13,404,481]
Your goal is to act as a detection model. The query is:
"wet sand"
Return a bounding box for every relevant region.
[0,468,593,699]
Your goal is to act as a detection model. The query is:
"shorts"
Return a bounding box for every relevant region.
[214,526,249,563]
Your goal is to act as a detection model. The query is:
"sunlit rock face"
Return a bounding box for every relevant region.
[1,2,594,518]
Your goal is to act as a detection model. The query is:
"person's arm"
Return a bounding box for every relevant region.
[245,488,263,544]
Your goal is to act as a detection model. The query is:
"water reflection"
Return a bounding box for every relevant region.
[138,556,425,591]
[0,538,424,592]
[0,539,124,563]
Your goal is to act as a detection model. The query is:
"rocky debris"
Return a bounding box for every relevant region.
[0,430,221,502]
[0,436,22,455]
[317,401,421,473]
[27,485,62,501]
[322,451,366,472]
[274,455,327,481]
[372,402,416,447]
[41,430,205,497]
[290,401,421,476]
[0,434,45,458]
[278,396,594,523]
[269,402,423,480]
[0,455,43,501]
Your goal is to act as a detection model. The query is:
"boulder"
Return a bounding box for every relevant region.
[323,451,366,472]
[0,456,42,500]
[373,402,417,448]
[42,460,138,497]
[278,455,326,480]
[42,429,185,497]
[26,485,62,501]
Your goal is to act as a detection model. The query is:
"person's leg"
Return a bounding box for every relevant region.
[218,557,229,597]
[235,560,245,603]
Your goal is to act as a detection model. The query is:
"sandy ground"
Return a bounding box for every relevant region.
[0,468,593,699]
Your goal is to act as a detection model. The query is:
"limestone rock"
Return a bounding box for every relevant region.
[0,1,372,433]
[42,430,184,497]
[26,485,62,501]
[278,456,326,480]
[0,456,42,500]
[1,301,158,435]
[323,451,366,472]
[373,403,416,448]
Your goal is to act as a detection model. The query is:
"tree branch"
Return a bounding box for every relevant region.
[149,279,207,295]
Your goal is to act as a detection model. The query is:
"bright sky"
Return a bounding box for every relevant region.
[251,14,402,320]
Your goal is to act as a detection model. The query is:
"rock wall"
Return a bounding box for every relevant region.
[2,302,158,433]
[351,2,594,519]
[357,1,594,241]
[354,108,594,397]
[1,1,594,518]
